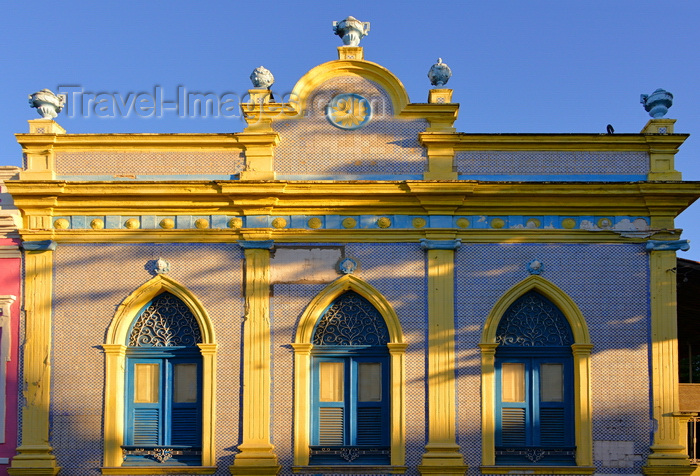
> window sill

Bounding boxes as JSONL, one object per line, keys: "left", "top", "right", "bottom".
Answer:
{"left": 102, "top": 466, "right": 217, "bottom": 475}
{"left": 293, "top": 465, "right": 406, "bottom": 474}
{"left": 481, "top": 465, "right": 596, "bottom": 475}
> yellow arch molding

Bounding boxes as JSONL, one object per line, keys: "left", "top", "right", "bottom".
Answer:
{"left": 289, "top": 59, "right": 410, "bottom": 116}
{"left": 479, "top": 275, "right": 594, "bottom": 474}
{"left": 102, "top": 274, "right": 218, "bottom": 475}
{"left": 292, "top": 274, "right": 407, "bottom": 469}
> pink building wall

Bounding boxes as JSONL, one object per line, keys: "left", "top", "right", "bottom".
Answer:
{"left": 0, "top": 166, "right": 21, "bottom": 474}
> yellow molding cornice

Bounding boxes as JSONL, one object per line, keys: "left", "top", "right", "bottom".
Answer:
{"left": 15, "top": 132, "right": 281, "bottom": 152}
{"left": 7, "top": 180, "right": 700, "bottom": 219}
{"left": 419, "top": 132, "right": 688, "bottom": 152}
{"left": 16, "top": 228, "right": 675, "bottom": 245}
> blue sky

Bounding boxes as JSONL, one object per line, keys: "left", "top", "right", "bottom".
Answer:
{"left": 3, "top": 1, "right": 700, "bottom": 258}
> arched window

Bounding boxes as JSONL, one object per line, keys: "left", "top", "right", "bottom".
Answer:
{"left": 309, "top": 291, "right": 391, "bottom": 465}
{"left": 494, "top": 291, "right": 575, "bottom": 465}
{"left": 122, "top": 292, "right": 204, "bottom": 467}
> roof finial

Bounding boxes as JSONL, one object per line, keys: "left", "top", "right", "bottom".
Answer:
{"left": 333, "top": 16, "right": 370, "bottom": 47}
{"left": 28, "top": 89, "right": 65, "bottom": 119}
{"left": 640, "top": 88, "right": 673, "bottom": 118}
{"left": 428, "top": 58, "right": 452, "bottom": 87}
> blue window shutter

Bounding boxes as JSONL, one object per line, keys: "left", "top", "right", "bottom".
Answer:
{"left": 309, "top": 291, "right": 391, "bottom": 465}
{"left": 124, "top": 294, "right": 203, "bottom": 466}
{"left": 356, "top": 407, "right": 383, "bottom": 445}
{"left": 495, "top": 292, "right": 575, "bottom": 465}
{"left": 318, "top": 407, "right": 345, "bottom": 445}
{"left": 132, "top": 408, "right": 161, "bottom": 446}
{"left": 310, "top": 354, "right": 390, "bottom": 465}
{"left": 500, "top": 408, "right": 526, "bottom": 446}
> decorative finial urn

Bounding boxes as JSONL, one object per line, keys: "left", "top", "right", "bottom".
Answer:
{"left": 250, "top": 66, "right": 274, "bottom": 88}
{"left": 333, "top": 16, "right": 370, "bottom": 46}
{"left": 428, "top": 58, "right": 452, "bottom": 87}
{"left": 28, "top": 89, "right": 66, "bottom": 119}
{"left": 640, "top": 88, "right": 673, "bottom": 118}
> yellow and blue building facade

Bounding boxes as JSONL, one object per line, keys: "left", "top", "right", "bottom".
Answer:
{"left": 5, "top": 28, "right": 700, "bottom": 476}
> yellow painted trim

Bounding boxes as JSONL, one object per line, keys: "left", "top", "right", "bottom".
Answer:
{"left": 645, "top": 249, "right": 691, "bottom": 467}
{"left": 294, "top": 275, "right": 403, "bottom": 344}
{"left": 7, "top": 181, "right": 700, "bottom": 223}
{"left": 289, "top": 59, "right": 410, "bottom": 115}
{"left": 107, "top": 274, "right": 215, "bottom": 345}
{"left": 420, "top": 132, "right": 688, "bottom": 152}
{"left": 292, "top": 465, "right": 407, "bottom": 474}
{"left": 16, "top": 228, "right": 679, "bottom": 246}
{"left": 480, "top": 275, "right": 593, "bottom": 467}
{"left": 10, "top": 248, "right": 60, "bottom": 473}
{"left": 103, "top": 275, "right": 217, "bottom": 470}
{"left": 481, "top": 276, "right": 590, "bottom": 344}
{"left": 101, "top": 466, "right": 217, "bottom": 475}
{"left": 231, "top": 247, "right": 281, "bottom": 474}
{"left": 419, "top": 248, "right": 467, "bottom": 475}
{"left": 480, "top": 465, "right": 596, "bottom": 475}
{"left": 293, "top": 275, "right": 406, "bottom": 467}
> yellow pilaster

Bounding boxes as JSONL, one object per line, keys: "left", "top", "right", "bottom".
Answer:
{"left": 418, "top": 239, "right": 467, "bottom": 476}
{"left": 102, "top": 344, "right": 127, "bottom": 468}
{"left": 9, "top": 241, "right": 60, "bottom": 476}
{"left": 643, "top": 240, "right": 694, "bottom": 476}
{"left": 479, "top": 343, "right": 498, "bottom": 466}
{"left": 291, "top": 343, "right": 312, "bottom": 467}
{"left": 231, "top": 241, "right": 280, "bottom": 476}
{"left": 198, "top": 343, "right": 218, "bottom": 467}
{"left": 572, "top": 343, "right": 594, "bottom": 466}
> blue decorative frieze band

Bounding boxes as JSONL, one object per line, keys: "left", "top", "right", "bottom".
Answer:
{"left": 645, "top": 240, "right": 690, "bottom": 252}
{"left": 420, "top": 239, "right": 462, "bottom": 251}
{"left": 22, "top": 240, "right": 57, "bottom": 251}
{"left": 50, "top": 214, "right": 652, "bottom": 232}
{"left": 237, "top": 240, "right": 275, "bottom": 250}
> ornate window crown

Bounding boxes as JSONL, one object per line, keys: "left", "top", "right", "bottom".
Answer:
{"left": 313, "top": 291, "right": 389, "bottom": 346}
{"left": 129, "top": 292, "right": 202, "bottom": 347}
{"left": 495, "top": 291, "right": 573, "bottom": 347}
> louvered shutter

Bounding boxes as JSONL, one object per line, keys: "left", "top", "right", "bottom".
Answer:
{"left": 539, "top": 407, "right": 566, "bottom": 446}
{"left": 356, "top": 407, "right": 383, "bottom": 445}
{"left": 500, "top": 408, "right": 526, "bottom": 446}
{"left": 132, "top": 408, "right": 160, "bottom": 445}
{"left": 319, "top": 407, "right": 345, "bottom": 445}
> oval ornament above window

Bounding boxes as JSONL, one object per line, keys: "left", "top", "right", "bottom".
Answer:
{"left": 326, "top": 93, "right": 371, "bottom": 130}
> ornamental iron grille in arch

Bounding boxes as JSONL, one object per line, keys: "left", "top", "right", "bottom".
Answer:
{"left": 129, "top": 292, "right": 202, "bottom": 347}
{"left": 312, "top": 291, "right": 389, "bottom": 346}
{"left": 495, "top": 291, "right": 573, "bottom": 347}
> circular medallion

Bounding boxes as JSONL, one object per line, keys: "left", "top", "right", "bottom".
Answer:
{"left": 228, "top": 217, "right": 243, "bottom": 229}
{"left": 377, "top": 217, "right": 391, "bottom": 228}
{"left": 195, "top": 218, "right": 209, "bottom": 229}
{"left": 90, "top": 218, "right": 105, "bottom": 230}
{"left": 561, "top": 218, "right": 576, "bottom": 229}
{"left": 491, "top": 218, "right": 505, "bottom": 229}
{"left": 456, "top": 218, "right": 470, "bottom": 229}
{"left": 125, "top": 218, "right": 140, "bottom": 229}
{"left": 307, "top": 217, "right": 322, "bottom": 229}
{"left": 412, "top": 217, "right": 427, "bottom": 229}
{"left": 326, "top": 93, "right": 371, "bottom": 130}
{"left": 272, "top": 217, "right": 287, "bottom": 229}
{"left": 54, "top": 218, "right": 69, "bottom": 229}
{"left": 160, "top": 218, "right": 175, "bottom": 229}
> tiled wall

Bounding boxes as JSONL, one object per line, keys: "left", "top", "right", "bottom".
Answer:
{"left": 49, "top": 241, "right": 650, "bottom": 475}
{"left": 274, "top": 76, "right": 428, "bottom": 177}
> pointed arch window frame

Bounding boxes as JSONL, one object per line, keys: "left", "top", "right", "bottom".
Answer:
{"left": 292, "top": 275, "right": 407, "bottom": 470}
{"left": 101, "top": 275, "right": 217, "bottom": 475}
{"left": 479, "top": 275, "right": 594, "bottom": 474}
